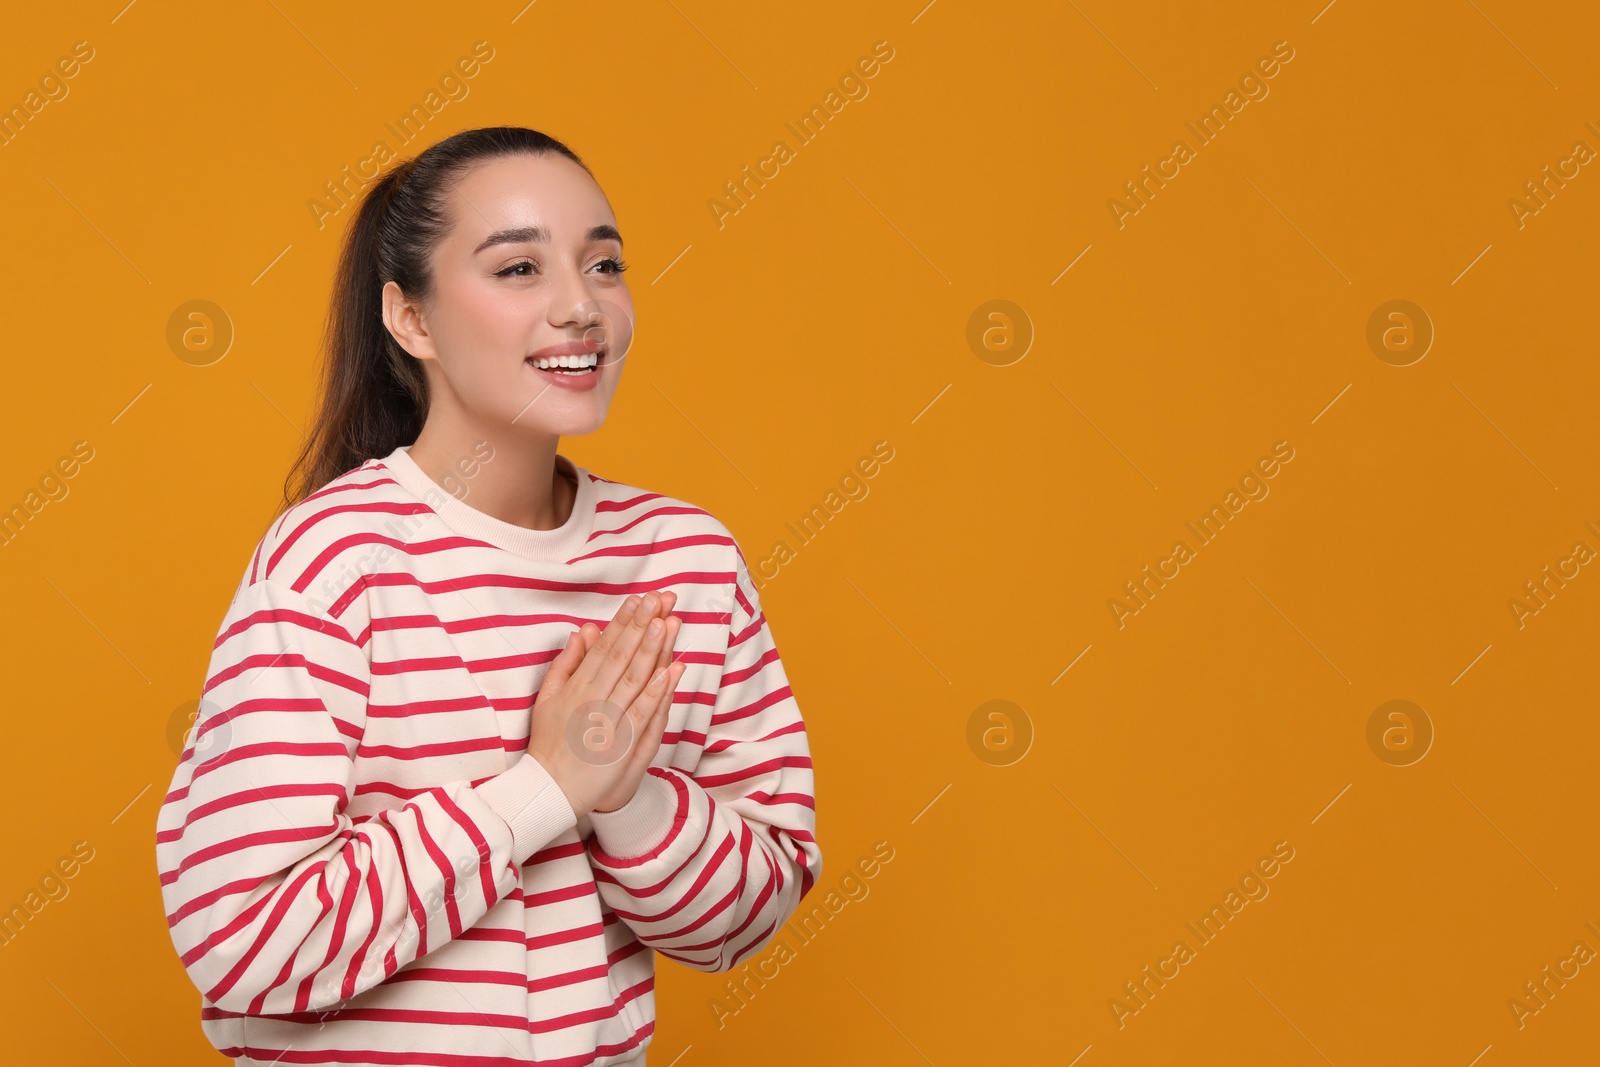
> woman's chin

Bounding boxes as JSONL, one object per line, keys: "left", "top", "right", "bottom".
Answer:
{"left": 504, "top": 408, "right": 610, "bottom": 437}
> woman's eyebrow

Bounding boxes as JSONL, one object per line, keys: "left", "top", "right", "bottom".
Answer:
{"left": 473, "top": 224, "right": 623, "bottom": 255}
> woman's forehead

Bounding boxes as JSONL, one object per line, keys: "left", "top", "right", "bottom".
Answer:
{"left": 446, "top": 156, "right": 615, "bottom": 244}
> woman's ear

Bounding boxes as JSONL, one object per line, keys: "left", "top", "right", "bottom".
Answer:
{"left": 381, "top": 280, "right": 436, "bottom": 362}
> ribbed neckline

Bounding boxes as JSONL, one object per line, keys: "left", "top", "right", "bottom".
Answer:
{"left": 380, "top": 444, "right": 597, "bottom": 563}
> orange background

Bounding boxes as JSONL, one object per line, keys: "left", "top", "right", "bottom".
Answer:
{"left": 2, "top": 1, "right": 1597, "bottom": 1063}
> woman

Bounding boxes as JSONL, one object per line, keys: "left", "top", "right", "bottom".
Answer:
{"left": 155, "top": 126, "right": 822, "bottom": 1066}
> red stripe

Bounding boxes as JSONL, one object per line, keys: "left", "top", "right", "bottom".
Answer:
{"left": 526, "top": 961, "right": 611, "bottom": 992}
{"left": 383, "top": 966, "right": 525, "bottom": 987}
{"left": 521, "top": 879, "right": 597, "bottom": 909}
{"left": 253, "top": 916, "right": 316, "bottom": 1014}
{"left": 707, "top": 687, "right": 796, "bottom": 730}
{"left": 527, "top": 838, "right": 588, "bottom": 865}
{"left": 704, "top": 719, "right": 807, "bottom": 754}
{"left": 397, "top": 797, "right": 463, "bottom": 940}
{"left": 170, "top": 740, "right": 350, "bottom": 801}
{"left": 526, "top": 920, "right": 605, "bottom": 951}
{"left": 432, "top": 787, "right": 500, "bottom": 908}
{"left": 693, "top": 753, "right": 813, "bottom": 791}
{"left": 166, "top": 874, "right": 268, "bottom": 926}
{"left": 348, "top": 569, "right": 735, "bottom": 600}
{"left": 170, "top": 781, "right": 347, "bottom": 838}
{"left": 592, "top": 504, "right": 720, "bottom": 538}
{"left": 719, "top": 643, "right": 781, "bottom": 686}
{"left": 361, "top": 813, "right": 428, "bottom": 960}
{"left": 203, "top": 656, "right": 368, "bottom": 700}
{"left": 365, "top": 611, "right": 733, "bottom": 655}
{"left": 354, "top": 737, "right": 505, "bottom": 760}
{"left": 567, "top": 532, "right": 735, "bottom": 564}
{"left": 366, "top": 695, "right": 495, "bottom": 718}
{"left": 213, "top": 605, "right": 362, "bottom": 653}
{"left": 600, "top": 823, "right": 733, "bottom": 923}
{"left": 291, "top": 472, "right": 396, "bottom": 517}
{"left": 338, "top": 848, "right": 390, "bottom": 1002}
{"left": 230, "top": 1002, "right": 651, "bottom": 1048}
{"left": 163, "top": 824, "right": 336, "bottom": 888}
{"left": 728, "top": 914, "right": 782, "bottom": 968}
{"left": 595, "top": 489, "right": 673, "bottom": 513}
{"left": 298, "top": 861, "right": 357, "bottom": 1013}
{"left": 225, "top": 1030, "right": 652, "bottom": 1067}
{"left": 195, "top": 858, "right": 327, "bottom": 987}
{"left": 289, "top": 532, "right": 505, "bottom": 595}
{"left": 267, "top": 501, "right": 434, "bottom": 579}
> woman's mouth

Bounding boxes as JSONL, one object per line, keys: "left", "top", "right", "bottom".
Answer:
{"left": 525, "top": 348, "right": 606, "bottom": 391}
{"left": 526, "top": 350, "right": 603, "bottom": 376}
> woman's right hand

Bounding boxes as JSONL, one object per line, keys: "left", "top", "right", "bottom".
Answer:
{"left": 525, "top": 592, "right": 686, "bottom": 820}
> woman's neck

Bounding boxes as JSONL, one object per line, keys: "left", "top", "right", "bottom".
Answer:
{"left": 407, "top": 424, "right": 572, "bottom": 533}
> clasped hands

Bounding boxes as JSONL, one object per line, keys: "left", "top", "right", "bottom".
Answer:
{"left": 523, "top": 592, "right": 685, "bottom": 819}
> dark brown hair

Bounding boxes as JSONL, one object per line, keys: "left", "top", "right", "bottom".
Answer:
{"left": 281, "top": 126, "right": 591, "bottom": 511}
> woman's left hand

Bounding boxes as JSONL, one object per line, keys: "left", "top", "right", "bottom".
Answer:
{"left": 553, "top": 592, "right": 684, "bottom": 814}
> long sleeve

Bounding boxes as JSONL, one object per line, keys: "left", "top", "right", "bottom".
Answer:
{"left": 584, "top": 549, "right": 822, "bottom": 972}
{"left": 155, "top": 576, "right": 579, "bottom": 1016}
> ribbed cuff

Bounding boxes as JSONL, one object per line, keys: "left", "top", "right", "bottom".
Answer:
{"left": 476, "top": 753, "right": 578, "bottom": 866}
{"left": 588, "top": 771, "right": 681, "bottom": 861}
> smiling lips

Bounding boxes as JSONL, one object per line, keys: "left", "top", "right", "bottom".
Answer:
{"left": 525, "top": 340, "right": 605, "bottom": 391}
{"left": 527, "top": 338, "right": 605, "bottom": 372}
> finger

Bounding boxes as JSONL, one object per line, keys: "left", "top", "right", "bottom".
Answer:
{"left": 631, "top": 659, "right": 681, "bottom": 733}
{"left": 598, "top": 596, "right": 639, "bottom": 642}
{"left": 627, "top": 663, "right": 679, "bottom": 771}
{"left": 573, "top": 592, "right": 672, "bottom": 693}
{"left": 578, "top": 621, "right": 601, "bottom": 653}
{"left": 644, "top": 663, "right": 681, "bottom": 755}
{"left": 576, "top": 598, "right": 649, "bottom": 687}
{"left": 653, "top": 663, "right": 683, "bottom": 730}
{"left": 607, "top": 610, "right": 671, "bottom": 712}
{"left": 637, "top": 591, "right": 674, "bottom": 625}
{"left": 652, "top": 616, "right": 680, "bottom": 675}
{"left": 534, "top": 631, "right": 583, "bottom": 704}
{"left": 623, "top": 663, "right": 669, "bottom": 744}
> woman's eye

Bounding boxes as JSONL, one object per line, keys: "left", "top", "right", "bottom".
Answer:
{"left": 496, "top": 259, "right": 626, "bottom": 279}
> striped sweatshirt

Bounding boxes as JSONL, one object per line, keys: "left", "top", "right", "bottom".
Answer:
{"left": 155, "top": 443, "right": 821, "bottom": 1066}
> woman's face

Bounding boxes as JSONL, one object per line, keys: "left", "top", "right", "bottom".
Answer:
{"left": 387, "top": 152, "right": 635, "bottom": 438}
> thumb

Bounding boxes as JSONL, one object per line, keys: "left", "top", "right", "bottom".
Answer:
{"left": 535, "top": 631, "right": 584, "bottom": 705}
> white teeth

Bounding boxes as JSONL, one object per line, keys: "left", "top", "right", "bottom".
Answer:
{"left": 529, "top": 352, "right": 601, "bottom": 370}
